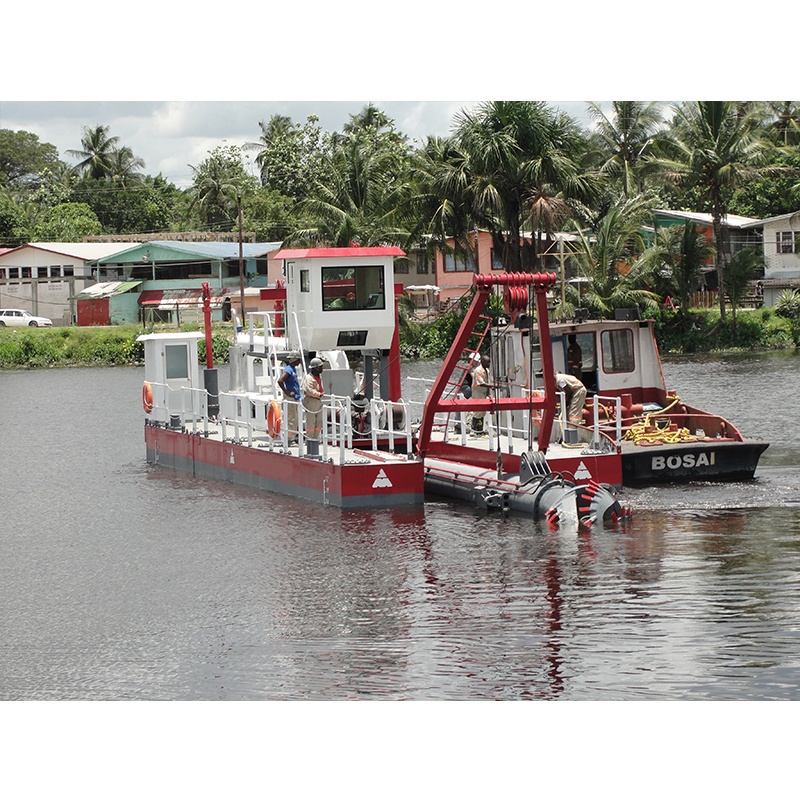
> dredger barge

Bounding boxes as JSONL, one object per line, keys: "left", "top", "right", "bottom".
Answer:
{"left": 138, "top": 246, "right": 629, "bottom": 528}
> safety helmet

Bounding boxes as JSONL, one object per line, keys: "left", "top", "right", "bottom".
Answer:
{"left": 309, "top": 357, "right": 324, "bottom": 369}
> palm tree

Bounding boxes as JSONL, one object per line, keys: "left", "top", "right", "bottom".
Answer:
{"left": 724, "top": 247, "right": 765, "bottom": 333}
{"left": 639, "top": 221, "right": 715, "bottom": 315}
{"left": 108, "top": 146, "right": 145, "bottom": 187}
{"left": 407, "top": 135, "right": 477, "bottom": 269}
{"left": 245, "top": 114, "right": 297, "bottom": 186}
{"left": 763, "top": 102, "right": 800, "bottom": 147}
{"left": 292, "top": 133, "right": 406, "bottom": 247}
{"left": 571, "top": 196, "right": 660, "bottom": 319}
{"left": 67, "top": 125, "right": 120, "bottom": 180}
{"left": 454, "top": 101, "right": 589, "bottom": 272}
{"left": 656, "top": 101, "right": 777, "bottom": 320}
{"left": 587, "top": 101, "right": 665, "bottom": 197}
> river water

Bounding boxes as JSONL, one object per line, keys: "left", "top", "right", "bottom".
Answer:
{"left": 1, "top": 350, "right": 799, "bottom": 704}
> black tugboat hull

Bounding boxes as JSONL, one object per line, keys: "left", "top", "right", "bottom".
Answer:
{"left": 621, "top": 439, "right": 769, "bottom": 486}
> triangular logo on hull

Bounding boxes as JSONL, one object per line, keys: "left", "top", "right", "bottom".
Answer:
{"left": 574, "top": 460, "right": 592, "bottom": 480}
{"left": 372, "top": 468, "right": 393, "bottom": 488}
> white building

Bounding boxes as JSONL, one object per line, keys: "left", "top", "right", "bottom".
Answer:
{"left": 744, "top": 211, "right": 800, "bottom": 306}
{"left": 0, "top": 242, "right": 134, "bottom": 325}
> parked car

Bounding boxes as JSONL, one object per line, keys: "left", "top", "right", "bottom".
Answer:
{"left": 0, "top": 308, "right": 53, "bottom": 327}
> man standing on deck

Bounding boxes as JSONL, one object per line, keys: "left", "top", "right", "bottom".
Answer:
{"left": 555, "top": 371, "right": 587, "bottom": 425}
{"left": 302, "top": 357, "right": 326, "bottom": 442}
{"left": 277, "top": 351, "right": 302, "bottom": 442}
{"left": 471, "top": 354, "right": 492, "bottom": 434}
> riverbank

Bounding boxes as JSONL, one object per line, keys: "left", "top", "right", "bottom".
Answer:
{"left": 1, "top": 308, "right": 797, "bottom": 369}
{"left": 0, "top": 324, "right": 231, "bottom": 369}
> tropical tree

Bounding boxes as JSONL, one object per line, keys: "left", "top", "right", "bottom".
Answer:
{"left": 656, "top": 101, "right": 779, "bottom": 320}
{"left": 587, "top": 101, "right": 665, "bottom": 197}
{"left": 292, "top": 133, "right": 407, "bottom": 247}
{"left": 32, "top": 202, "right": 102, "bottom": 241}
{"left": 0, "top": 192, "right": 28, "bottom": 246}
{"left": 0, "top": 129, "right": 61, "bottom": 188}
{"left": 407, "top": 135, "right": 477, "bottom": 268}
{"left": 454, "top": 100, "right": 591, "bottom": 272}
{"left": 639, "top": 221, "right": 715, "bottom": 315}
{"left": 724, "top": 247, "right": 765, "bottom": 332}
{"left": 570, "top": 196, "right": 660, "bottom": 319}
{"left": 245, "top": 114, "right": 333, "bottom": 200}
{"left": 66, "top": 125, "right": 121, "bottom": 180}
{"left": 107, "top": 146, "right": 146, "bottom": 187}
{"left": 187, "top": 144, "right": 257, "bottom": 230}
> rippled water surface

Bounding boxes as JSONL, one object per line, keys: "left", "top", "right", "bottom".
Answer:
{"left": 1, "top": 352, "right": 799, "bottom": 701}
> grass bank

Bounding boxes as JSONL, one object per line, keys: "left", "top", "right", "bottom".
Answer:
{"left": 0, "top": 324, "right": 231, "bottom": 369}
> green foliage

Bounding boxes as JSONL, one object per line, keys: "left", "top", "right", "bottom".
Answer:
{"left": 187, "top": 144, "right": 258, "bottom": 230}
{"left": 0, "top": 325, "right": 230, "bottom": 369}
{"left": 0, "top": 129, "right": 61, "bottom": 188}
{"left": 775, "top": 289, "right": 800, "bottom": 319}
{"left": 32, "top": 202, "right": 103, "bottom": 241}
{"left": 647, "top": 306, "right": 797, "bottom": 353}
{"left": 0, "top": 191, "right": 28, "bottom": 246}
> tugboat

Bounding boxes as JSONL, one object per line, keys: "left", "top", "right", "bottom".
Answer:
{"left": 137, "top": 247, "right": 631, "bottom": 527}
{"left": 539, "top": 315, "right": 769, "bottom": 485}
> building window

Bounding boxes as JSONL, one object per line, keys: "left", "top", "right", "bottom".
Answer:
{"left": 444, "top": 254, "right": 470, "bottom": 272}
{"left": 321, "top": 265, "right": 385, "bottom": 311}
{"left": 393, "top": 259, "right": 409, "bottom": 274}
{"left": 0, "top": 269, "right": 5, "bottom": 279}
{"left": 63, "top": 266, "right": 74, "bottom": 277}
{"left": 777, "top": 231, "right": 799, "bottom": 254}
{"left": 490, "top": 249, "right": 504, "bottom": 270}
{"left": 21, "top": 267, "right": 31, "bottom": 278}
{"left": 8, "top": 268, "right": 19, "bottom": 279}
{"left": 414, "top": 252, "right": 429, "bottom": 274}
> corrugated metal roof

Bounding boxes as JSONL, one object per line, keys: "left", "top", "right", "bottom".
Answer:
{"left": 94, "top": 241, "right": 282, "bottom": 264}
{"left": 11, "top": 242, "right": 137, "bottom": 260}
{"left": 139, "top": 288, "right": 230, "bottom": 309}
{"left": 653, "top": 209, "right": 760, "bottom": 229}
{"left": 78, "top": 280, "right": 142, "bottom": 298}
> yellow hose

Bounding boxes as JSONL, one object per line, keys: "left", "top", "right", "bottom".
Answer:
{"left": 623, "top": 395, "right": 703, "bottom": 445}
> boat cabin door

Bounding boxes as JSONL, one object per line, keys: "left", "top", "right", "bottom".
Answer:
{"left": 561, "top": 331, "right": 597, "bottom": 395}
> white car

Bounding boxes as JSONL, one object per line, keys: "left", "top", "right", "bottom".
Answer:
{"left": 0, "top": 308, "right": 53, "bottom": 327}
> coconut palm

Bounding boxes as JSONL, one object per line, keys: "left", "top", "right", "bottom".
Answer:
{"left": 656, "top": 101, "right": 778, "bottom": 320}
{"left": 291, "top": 133, "right": 407, "bottom": 247}
{"left": 724, "top": 247, "right": 765, "bottom": 333}
{"left": 571, "top": 196, "right": 660, "bottom": 319}
{"left": 66, "top": 125, "right": 120, "bottom": 180}
{"left": 107, "top": 146, "right": 145, "bottom": 187}
{"left": 587, "top": 101, "right": 665, "bottom": 197}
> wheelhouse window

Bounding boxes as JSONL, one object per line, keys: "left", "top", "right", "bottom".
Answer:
{"left": 601, "top": 329, "right": 635, "bottom": 373}
{"left": 322, "top": 265, "right": 385, "bottom": 311}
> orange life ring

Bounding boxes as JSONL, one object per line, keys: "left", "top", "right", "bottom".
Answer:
{"left": 267, "top": 400, "right": 281, "bottom": 437}
{"left": 142, "top": 382, "right": 153, "bottom": 413}
{"left": 346, "top": 292, "right": 356, "bottom": 302}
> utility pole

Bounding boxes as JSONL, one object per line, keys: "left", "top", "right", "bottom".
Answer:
{"left": 238, "top": 194, "right": 245, "bottom": 322}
